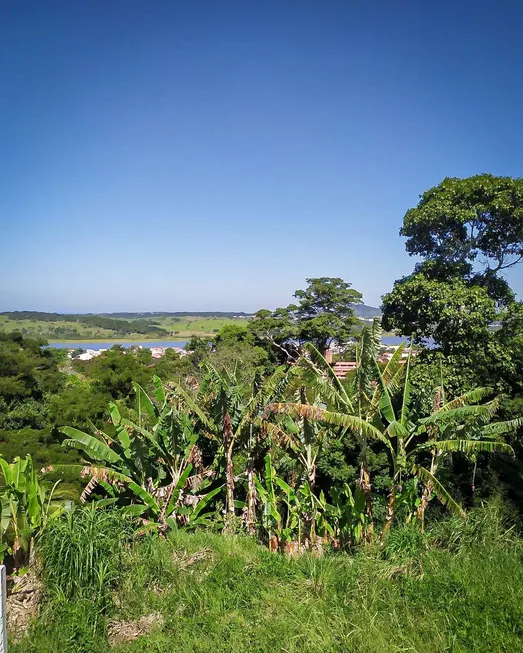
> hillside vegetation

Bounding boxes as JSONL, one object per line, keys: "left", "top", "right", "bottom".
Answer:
{"left": 0, "top": 304, "right": 381, "bottom": 341}
{"left": 0, "top": 313, "right": 252, "bottom": 340}
{"left": 1, "top": 177, "right": 523, "bottom": 652}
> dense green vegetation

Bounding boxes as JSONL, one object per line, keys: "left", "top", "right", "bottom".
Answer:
{"left": 13, "top": 503, "right": 523, "bottom": 653}
{"left": 1, "top": 175, "right": 522, "bottom": 652}
{"left": 0, "top": 306, "right": 381, "bottom": 342}
{"left": 0, "top": 312, "right": 171, "bottom": 339}
{"left": 0, "top": 313, "right": 256, "bottom": 340}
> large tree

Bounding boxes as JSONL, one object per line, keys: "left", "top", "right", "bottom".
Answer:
{"left": 250, "top": 277, "right": 362, "bottom": 358}
{"left": 383, "top": 176, "right": 523, "bottom": 352}
{"left": 400, "top": 174, "right": 523, "bottom": 275}
{"left": 383, "top": 175, "right": 523, "bottom": 401}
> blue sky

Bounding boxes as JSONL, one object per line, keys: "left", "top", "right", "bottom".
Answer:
{"left": 1, "top": 0, "right": 522, "bottom": 312}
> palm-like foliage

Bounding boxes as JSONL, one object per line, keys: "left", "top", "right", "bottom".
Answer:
{"left": 169, "top": 364, "right": 248, "bottom": 529}
{"left": 372, "top": 356, "right": 514, "bottom": 532}
{"left": 171, "top": 363, "right": 294, "bottom": 532}
{"left": 35, "top": 336, "right": 518, "bottom": 553}
{"left": 269, "top": 320, "right": 405, "bottom": 540}
{"left": 237, "top": 366, "right": 295, "bottom": 533}
{"left": 270, "top": 321, "right": 515, "bottom": 540}
{"left": 0, "top": 454, "right": 66, "bottom": 566}
{"left": 53, "top": 378, "right": 219, "bottom": 532}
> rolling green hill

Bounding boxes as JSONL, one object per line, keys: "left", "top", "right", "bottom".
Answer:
{"left": 0, "top": 312, "right": 252, "bottom": 340}
{"left": 0, "top": 306, "right": 381, "bottom": 341}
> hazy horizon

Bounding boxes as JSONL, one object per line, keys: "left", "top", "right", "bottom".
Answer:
{"left": 0, "top": 302, "right": 382, "bottom": 315}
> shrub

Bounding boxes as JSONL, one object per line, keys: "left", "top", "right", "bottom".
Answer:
{"left": 38, "top": 505, "right": 134, "bottom": 602}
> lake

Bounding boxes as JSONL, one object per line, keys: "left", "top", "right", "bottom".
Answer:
{"left": 381, "top": 336, "right": 411, "bottom": 345}
{"left": 49, "top": 336, "right": 411, "bottom": 350}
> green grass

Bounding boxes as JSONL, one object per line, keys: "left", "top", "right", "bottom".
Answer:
{"left": 0, "top": 316, "right": 249, "bottom": 340}
{"left": 0, "top": 317, "right": 118, "bottom": 339}
{"left": 154, "top": 316, "right": 251, "bottom": 337}
{"left": 13, "top": 503, "right": 523, "bottom": 653}
{"left": 38, "top": 506, "right": 134, "bottom": 601}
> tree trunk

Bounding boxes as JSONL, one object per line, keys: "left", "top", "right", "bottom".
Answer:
{"left": 359, "top": 452, "right": 374, "bottom": 541}
{"left": 244, "top": 453, "right": 257, "bottom": 536}
{"left": 417, "top": 452, "right": 437, "bottom": 530}
{"left": 223, "top": 413, "right": 235, "bottom": 531}
{"left": 380, "top": 481, "right": 396, "bottom": 539}
{"left": 416, "top": 483, "right": 431, "bottom": 530}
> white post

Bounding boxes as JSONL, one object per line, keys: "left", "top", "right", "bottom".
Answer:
{"left": 0, "top": 565, "right": 6, "bottom": 653}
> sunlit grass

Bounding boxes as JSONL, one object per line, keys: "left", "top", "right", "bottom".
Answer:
{"left": 13, "top": 503, "right": 523, "bottom": 653}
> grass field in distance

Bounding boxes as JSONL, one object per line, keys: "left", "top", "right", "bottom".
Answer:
{"left": 0, "top": 314, "right": 252, "bottom": 340}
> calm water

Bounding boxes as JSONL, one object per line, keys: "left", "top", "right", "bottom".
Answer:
{"left": 49, "top": 336, "right": 410, "bottom": 350}
{"left": 381, "top": 336, "right": 409, "bottom": 345}
{"left": 49, "top": 340, "right": 189, "bottom": 350}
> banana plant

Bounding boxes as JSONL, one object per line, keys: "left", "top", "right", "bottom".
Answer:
{"left": 255, "top": 454, "right": 334, "bottom": 552}
{"left": 375, "top": 356, "right": 516, "bottom": 534}
{"left": 270, "top": 322, "right": 515, "bottom": 537}
{"left": 279, "top": 320, "right": 406, "bottom": 540}
{"left": 170, "top": 364, "right": 247, "bottom": 529}
{"left": 327, "top": 483, "right": 367, "bottom": 547}
{"left": 0, "top": 455, "right": 66, "bottom": 567}
{"left": 236, "top": 366, "right": 294, "bottom": 535}
{"left": 255, "top": 454, "right": 284, "bottom": 548}
{"left": 171, "top": 364, "right": 295, "bottom": 534}
{"left": 272, "top": 475, "right": 301, "bottom": 548}
{"left": 49, "top": 378, "right": 220, "bottom": 533}
{"left": 265, "top": 388, "right": 335, "bottom": 547}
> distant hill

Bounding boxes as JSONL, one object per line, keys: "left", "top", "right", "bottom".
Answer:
{"left": 353, "top": 304, "right": 382, "bottom": 318}
{"left": 102, "top": 311, "right": 253, "bottom": 319}
{"left": 0, "top": 311, "right": 254, "bottom": 341}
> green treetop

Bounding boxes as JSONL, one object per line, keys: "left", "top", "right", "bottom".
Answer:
{"left": 250, "top": 277, "right": 362, "bottom": 358}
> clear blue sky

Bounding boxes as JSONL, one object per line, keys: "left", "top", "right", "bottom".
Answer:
{"left": 1, "top": 0, "right": 522, "bottom": 312}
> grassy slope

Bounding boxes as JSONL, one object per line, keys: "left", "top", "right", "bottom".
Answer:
{"left": 15, "top": 506, "right": 523, "bottom": 653}
{"left": 0, "top": 316, "right": 249, "bottom": 340}
{"left": 0, "top": 316, "right": 116, "bottom": 338}
{"left": 154, "top": 316, "right": 250, "bottom": 338}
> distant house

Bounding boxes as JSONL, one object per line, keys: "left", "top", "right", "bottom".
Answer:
{"left": 171, "top": 347, "right": 189, "bottom": 356}
{"left": 150, "top": 347, "right": 167, "bottom": 359}
{"left": 332, "top": 361, "right": 358, "bottom": 378}
{"left": 150, "top": 346, "right": 189, "bottom": 359}
{"left": 72, "top": 348, "right": 105, "bottom": 361}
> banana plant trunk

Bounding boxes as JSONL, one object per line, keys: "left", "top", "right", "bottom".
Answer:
{"left": 416, "top": 451, "right": 438, "bottom": 530}
{"left": 304, "top": 463, "right": 317, "bottom": 549}
{"left": 223, "top": 413, "right": 235, "bottom": 529}
{"left": 245, "top": 453, "right": 257, "bottom": 536}
{"left": 359, "top": 451, "right": 374, "bottom": 541}
{"left": 381, "top": 480, "right": 397, "bottom": 538}
{"left": 416, "top": 483, "right": 431, "bottom": 530}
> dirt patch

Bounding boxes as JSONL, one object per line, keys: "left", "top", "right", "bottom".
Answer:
{"left": 173, "top": 548, "right": 213, "bottom": 570}
{"left": 108, "top": 612, "right": 164, "bottom": 647}
{"left": 7, "top": 570, "right": 42, "bottom": 637}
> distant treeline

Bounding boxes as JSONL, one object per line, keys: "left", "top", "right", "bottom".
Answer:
{"left": 102, "top": 312, "right": 254, "bottom": 318}
{"left": 0, "top": 312, "right": 169, "bottom": 335}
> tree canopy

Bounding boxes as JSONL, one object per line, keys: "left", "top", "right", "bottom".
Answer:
{"left": 250, "top": 277, "right": 362, "bottom": 357}
{"left": 401, "top": 174, "right": 523, "bottom": 273}
{"left": 383, "top": 175, "right": 523, "bottom": 405}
